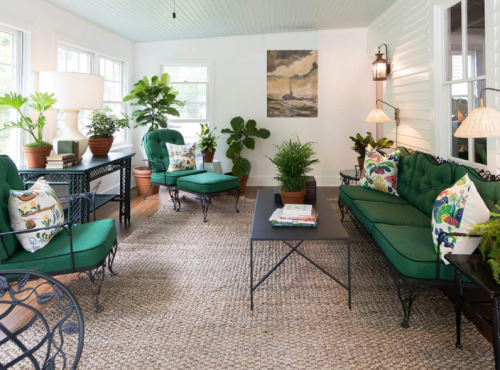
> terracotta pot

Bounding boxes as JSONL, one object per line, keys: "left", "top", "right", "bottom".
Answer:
{"left": 279, "top": 189, "right": 307, "bottom": 205}
{"left": 357, "top": 156, "right": 365, "bottom": 170}
{"left": 23, "top": 145, "right": 53, "bottom": 169}
{"left": 88, "top": 137, "right": 114, "bottom": 156}
{"left": 225, "top": 172, "right": 249, "bottom": 194}
{"left": 134, "top": 166, "right": 159, "bottom": 197}
{"left": 202, "top": 149, "right": 215, "bottom": 163}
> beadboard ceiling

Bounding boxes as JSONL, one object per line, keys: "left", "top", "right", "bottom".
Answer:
{"left": 45, "top": 0, "right": 397, "bottom": 42}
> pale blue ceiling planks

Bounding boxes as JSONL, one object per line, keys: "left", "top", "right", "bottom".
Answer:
{"left": 44, "top": 0, "right": 398, "bottom": 42}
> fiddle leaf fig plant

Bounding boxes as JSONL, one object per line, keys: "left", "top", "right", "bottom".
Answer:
{"left": 221, "top": 116, "right": 270, "bottom": 177}
{"left": 123, "top": 73, "right": 184, "bottom": 133}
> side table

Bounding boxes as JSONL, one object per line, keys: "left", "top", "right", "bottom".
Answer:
{"left": 196, "top": 159, "right": 223, "bottom": 174}
{"left": 339, "top": 166, "right": 360, "bottom": 185}
{"left": 445, "top": 254, "right": 500, "bottom": 369}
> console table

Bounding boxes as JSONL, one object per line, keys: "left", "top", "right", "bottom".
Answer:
{"left": 18, "top": 152, "right": 135, "bottom": 225}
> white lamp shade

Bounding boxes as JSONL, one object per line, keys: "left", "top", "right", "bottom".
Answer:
{"left": 454, "top": 105, "right": 500, "bottom": 138}
{"left": 39, "top": 72, "right": 104, "bottom": 110}
{"left": 364, "top": 108, "right": 392, "bottom": 123}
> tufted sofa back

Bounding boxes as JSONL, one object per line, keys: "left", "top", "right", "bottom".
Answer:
{"left": 143, "top": 129, "right": 185, "bottom": 173}
{"left": 396, "top": 151, "right": 418, "bottom": 200}
{"left": 455, "top": 165, "right": 500, "bottom": 212}
{"left": 0, "top": 155, "right": 23, "bottom": 261}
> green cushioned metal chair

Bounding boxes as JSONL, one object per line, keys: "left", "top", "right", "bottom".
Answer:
{"left": 0, "top": 155, "right": 118, "bottom": 313}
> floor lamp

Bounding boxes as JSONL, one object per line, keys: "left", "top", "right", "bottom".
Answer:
{"left": 364, "top": 99, "right": 400, "bottom": 147}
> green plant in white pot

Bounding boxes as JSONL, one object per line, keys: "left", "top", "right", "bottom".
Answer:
{"left": 268, "top": 136, "right": 319, "bottom": 205}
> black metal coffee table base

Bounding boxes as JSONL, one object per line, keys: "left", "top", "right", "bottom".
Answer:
{"left": 250, "top": 239, "right": 351, "bottom": 310}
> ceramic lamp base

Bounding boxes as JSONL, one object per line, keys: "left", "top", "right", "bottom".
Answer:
{"left": 53, "top": 109, "right": 88, "bottom": 157}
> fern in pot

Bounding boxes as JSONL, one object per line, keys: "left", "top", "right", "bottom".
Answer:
{"left": 268, "top": 136, "right": 319, "bottom": 205}
{"left": 86, "top": 106, "right": 130, "bottom": 156}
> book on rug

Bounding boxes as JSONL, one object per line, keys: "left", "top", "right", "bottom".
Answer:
{"left": 282, "top": 204, "right": 313, "bottom": 216}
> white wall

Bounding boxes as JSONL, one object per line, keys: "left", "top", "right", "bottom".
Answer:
{"left": 0, "top": 0, "right": 135, "bottom": 193}
{"left": 134, "top": 29, "right": 375, "bottom": 186}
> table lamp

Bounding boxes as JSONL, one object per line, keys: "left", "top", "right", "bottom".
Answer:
{"left": 364, "top": 99, "right": 400, "bottom": 146}
{"left": 454, "top": 88, "right": 500, "bottom": 138}
{"left": 39, "top": 72, "right": 104, "bottom": 157}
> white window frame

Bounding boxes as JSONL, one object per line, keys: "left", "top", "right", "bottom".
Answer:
{"left": 56, "top": 43, "right": 131, "bottom": 149}
{"left": 0, "top": 22, "right": 29, "bottom": 166}
{"left": 159, "top": 61, "right": 214, "bottom": 142}
{"left": 434, "top": 0, "right": 492, "bottom": 170}
{"left": 57, "top": 43, "right": 95, "bottom": 74}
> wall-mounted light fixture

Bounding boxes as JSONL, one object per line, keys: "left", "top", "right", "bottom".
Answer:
{"left": 454, "top": 88, "right": 500, "bottom": 138}
{"left": 372, "top": 44, "right": 390, "bottom": 81}
{"left": 364, "top": 99, "right": 400, "bottom": 146}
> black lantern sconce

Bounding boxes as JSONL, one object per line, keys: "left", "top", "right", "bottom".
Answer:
{"left": 372, "top": 44, "right": 390, "bottom": 81}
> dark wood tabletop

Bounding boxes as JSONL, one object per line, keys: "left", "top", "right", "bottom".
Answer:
{"left": 250, "top": 188, "right": 349, "bottom": 241}
{"left": 445, "top": 254, "right": 500, "bottom": 296}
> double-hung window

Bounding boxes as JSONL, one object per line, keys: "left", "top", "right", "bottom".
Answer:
{"left": 0, "top": 24, "right": 25, "bottom": 164}
{"left": 99, "top": 56, "right": 127, "bottom": 146}
{"left": 161, "top": 64, "right": 211, "bottom": 143}
{"left": 442, "top": 0, "right": 487, "bottom": 166}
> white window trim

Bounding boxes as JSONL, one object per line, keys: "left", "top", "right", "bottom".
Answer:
{"left": 0, "top": 21, "right": 30, "bottom": 166}
{"left": 433, "top": 0, "right": 492, "bottom": 170}
{"left": 55, "top": 43, "right": 131, "bottom": 148}
{"left": 159, "top": 60, "right": 215, "bottom": 133}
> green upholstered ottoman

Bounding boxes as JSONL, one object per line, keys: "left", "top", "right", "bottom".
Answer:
{"left": 177, "top": 173, "right": 240, "bottom": 222}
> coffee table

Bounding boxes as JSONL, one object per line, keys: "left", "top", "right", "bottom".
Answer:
{"left": 250, "top": 189, "right": 351, "bottom": 310}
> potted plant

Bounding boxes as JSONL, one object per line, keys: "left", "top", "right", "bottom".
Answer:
{"left": 268, "top": 136, "right": 319, "bottom": 205}
{"left": 86, "top": 106, "right": 130, "bottom": 156}
{"left": 197, "top": 123, "right": 219, "bottom": 163}
{"left": 221, "top": 116, "right": 270, "bottom": 194}
{"left": 0, "top": 92, "right": 56, "bottom": 168}
{"left": 123, "top": 73, "right": 184, "bottom": 196}
{"left": 349, "top": 132, "right": 393, "bottom": 169}
{"left": 469, "top": 206, "right": 500, "bottom": 284}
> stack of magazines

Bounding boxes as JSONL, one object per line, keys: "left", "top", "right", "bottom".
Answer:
{"left": 269, "top": 204, "right": 318, "bottom": 228}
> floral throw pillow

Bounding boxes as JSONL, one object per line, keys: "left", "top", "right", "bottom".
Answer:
{"left": 166, "top": 142, "right": 197, "bottom": 172}
{"left": 8, "top": 178, "right": 64, "bottom": 253}
{"left": 359, "top": 145, "right": 401, "bottom": 196}
{"left": 432, "top": 174, "right": 489, "bottom": 263}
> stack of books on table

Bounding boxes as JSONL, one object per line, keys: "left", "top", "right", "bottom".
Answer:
{"left": 46, "top": 141, "right": 81, "bottom": 169}
{"left": 269, "top": 204, "right": 318, "bottom": 228}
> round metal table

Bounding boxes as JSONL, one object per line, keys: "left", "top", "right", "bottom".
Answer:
{"left": 339, "top": 167, "right": 360, "bottom": 185}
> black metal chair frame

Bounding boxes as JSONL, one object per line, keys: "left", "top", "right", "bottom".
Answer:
{"left": 338, "top": 149, "right": 497, "bottom": 328}
{"left": 0, "top": 192, "right": 118, "bottom": 313}
{"left": 0, "top": 270, "right": 85, "bottom": 369}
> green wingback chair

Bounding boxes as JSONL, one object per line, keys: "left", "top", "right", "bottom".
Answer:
{"left": 143, "top": 129, "right": 206, "bottom": 208}
{"left": 0, "top": 155, "right": 117, "bottom": 313}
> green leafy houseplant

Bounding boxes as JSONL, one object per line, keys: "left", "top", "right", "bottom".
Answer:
{"left": 86, "top": 106, "right": 130, "bottom": 139}
{"left": 0, "top": 92, "right": 57, "bottom": 168}
{"left": 349, "top": 132, "right": 394, "bottom": 158}
{"left": 197, "top": 123, "right": 219, "bottom": 163}
{"left": 469, "top": 206, "right": 500, "bottom": 284}
{"left": 123, "top": 73, "right": 184, "bottom": 133}
{"left": 221, "top": 117, "right": 270, "bottom": 177}
{"left": 268, "top": 137, "right": 319, "bottom": 205}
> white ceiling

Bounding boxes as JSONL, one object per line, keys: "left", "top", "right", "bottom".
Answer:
{"left": 45, "top": 0, "right": 398, "bottom": 42}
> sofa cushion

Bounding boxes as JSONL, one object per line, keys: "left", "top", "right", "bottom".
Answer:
{"left": 166, "top": 142, "right": 197, "bottom": 172}
{"left": 144, "top": 129, "right": 185, "bottom": 173}
{"left": 359, "top": 145, "right": 401, "bottom": 196}
{"left": 352, "top": 201, "right": 431, "bottom": 229}
{"left": 372, "top": 224, "right": 457, "bottom": 281}
{"left": 396, "top": 151, "right": 418, "bottom": 201}
{"left": 339, "top": 185, "right": 408, "bottom": 210}
{"left": 0, "top": 219, "right": 116, "bottom": 274}
{"left": 407, "top": 154, "right": 454, "bottom": 217}
{"left": 455, "top": 165, "right": 500, "bottom": 212}
{"left": 0, "top": 156, "right": 24, "bottom": 261}
{"left": 151, "top": 169, "right": 206, "bottom": 186}
{"left": 177, "top": 173, "right": 240, "bottom": 194}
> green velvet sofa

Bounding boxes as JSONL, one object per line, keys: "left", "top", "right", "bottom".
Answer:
{"left": 339, "top": 148, "right": 500, "bottom": 328}
{"left": 0, "top": 155, "right": 118, "bottom": 313}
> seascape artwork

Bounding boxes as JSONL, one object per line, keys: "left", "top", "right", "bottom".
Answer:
{"left": 267, "top": 50, "right": 318, "bottom": 117}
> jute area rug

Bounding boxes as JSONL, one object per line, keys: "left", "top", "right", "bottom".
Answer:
{"left": 9, "top": 195, "right": 497, "bottom": 369}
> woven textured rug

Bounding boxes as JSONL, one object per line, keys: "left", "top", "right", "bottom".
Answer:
{"left": 3, "top": 195, "right": 495, "bottom": 369}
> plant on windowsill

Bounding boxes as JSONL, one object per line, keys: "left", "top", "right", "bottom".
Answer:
{"left": 197, "top": 123, "right": 219, "bottom": 163}
{"left": 349, "top": 132, "right": 393, "bottom": 169}
{"left": 123, "top": 73, "right": 184, "bottom": 197}
{"left": 267, "top": 136, "right": 319, "bottom": 205}
{"left": 0, "top": 92, "right": 57, "bottom": 168}
{"left": 469, "top": 206, "right": 500, "bottom": 284}
{"left": 86, "top": 106, "right": 130, "bottom": 156}
{"left": 222, "top": 116, "right": 271, "bottom": 194}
